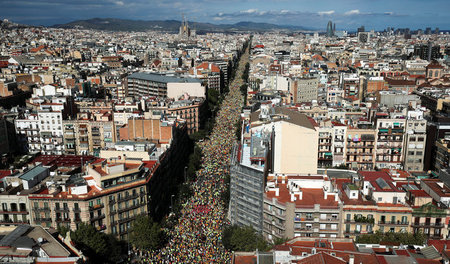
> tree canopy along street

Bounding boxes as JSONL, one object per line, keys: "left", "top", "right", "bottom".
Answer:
{"left": 148, "top": 41, "right": 250, "bottom": 263}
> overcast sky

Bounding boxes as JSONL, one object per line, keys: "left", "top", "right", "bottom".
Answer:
{"left": 0, "top": 0, "right": 448, "bottom": 30}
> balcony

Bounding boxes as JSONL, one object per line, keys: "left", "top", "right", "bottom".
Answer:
{"left": 0, "top": 210, "right": 28, "bottom": 215}
{"left": 117, "top": 193, "right": 139, "bottom": 203}
{"left": 89, "top": 204, "right": 104, "bottom": 211}
{"left": 118, "top": 215, "right": 138, "bottom": 224}
{"left": 34, "top": 217, "right": 52, "bottom": 222}
{"left": 33, "top": 207, "right": 51, "bottom": 212}
{"left": 0, "top": 219, "right": 30, "bottom": 225}
{"left": 54, "top": 207, "right": 70, "bottom": 212}
{"left": 73, "top": 208, "right": 81, "bottom": 213}
{"left": 117, "top": 204, "right": 141, "bottom": 214}
{"left": 412, "top": 222, "right": 444, "bottom": 228}
{"left": 345, "top": 230, "right": 373, "bottom": 235}
{"left": 378, "top": 221, "right": 409, "bottom": 226}
{"left": 56, "top": 218, "right": 71, "bottom": 223}
{"left": 90, "top": 214, "right": 105, "bottom": 222}
{"left": 322, "top": 217, "right": 340, "bottom": 222}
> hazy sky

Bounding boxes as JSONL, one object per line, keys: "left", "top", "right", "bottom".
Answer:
{"left": 0, "top": 0, "right": 448, "bottom": 30}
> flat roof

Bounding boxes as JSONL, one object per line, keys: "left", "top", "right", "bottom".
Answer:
{"left": 128, "top": 72, "right": 201, "bottom": 84}
{"left": 19, "top": 166, "right": 47, "bottom": 181}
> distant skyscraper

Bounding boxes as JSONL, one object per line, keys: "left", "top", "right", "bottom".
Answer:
{"left": 435, "top": 27, "right": 440, "bottom": 34}
{"left": 357, "top": 25, "right": 365, "bottom": 33}
{"left": 326, "top": 21, "right": 334, "bottom": 37}
{"left": 425, "top": 27, "right": 432, "bottom": 35}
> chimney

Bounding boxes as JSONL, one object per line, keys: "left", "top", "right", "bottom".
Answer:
{"left": 349, "top": 255, "right": 354, "bottom": 264}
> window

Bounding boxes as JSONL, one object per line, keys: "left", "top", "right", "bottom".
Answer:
{"left": 378, "top": 197, "right": 382, "bottom": 202}
{"left": 401, "top": 216, "right": 407, "bottom": 224}
{"left": 320, "top": 224, "right": 326, "bottom": 229}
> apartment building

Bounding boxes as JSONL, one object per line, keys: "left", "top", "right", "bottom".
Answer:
{"left": 335, "top": 173, "right": 412, "bottom": 239}
{"left": 345, "top": 128, "right": 376, "bottom": 170}
{"left": 291, "top": 77, "right": 319, "bottom": 103}
{"left": 28, "top": 159, "right": 157, "bottom": 240}
{"left": 191, "top": 62, "right": 222, "bottom": 92}
{"left": 229, "top": 117, "right": 269, "bottom": 233}
{"left": 124, "top": 72, "right": 205, "bottom": 99}
{"left": 332, "top": 122, "right": 347, "bottom": 167}
{"left": 317, "top": 128, "right": 333, "bottom": 168}
{"left": 403, "top": 118, "right": 427, "bottom": 171}
{"left": 250, "top": 106, "right": 318, "bottom": 174}
{"left": 435, "top": 138, "right": 450, "bottom": 172}
{"left": 375, "top": 118, "right": 406, "bottom": 169}
{"left": 63, "top": 120, "right": 116, "bottom": 156}
{"left": 340, "top": 73, "right": 360, "bottom": 100}
{"left": 166, "top": 99, "right": 203, "bottom": 134}
{"left": 36, "top": 109, "right": 64, "bottom": 155}
{"left": 263, "top": 174, "right": 341, "bottom": 241}
{"left": 326, "top": 86, "right": 344, "bottom": 104}
{"left": 336, "top": 178, "right": 378, "bottom": 238}
{"left": 15, "top": 113, "right": 41, "bottom": 153}
{"left": 0, "top": 191, "right": 31, "bottom": 226}
{"left": 119, "top": 118, "right": 173, "bottom": 145}
{"left": 406, "top": 186, "right": 448, "bottom": 239}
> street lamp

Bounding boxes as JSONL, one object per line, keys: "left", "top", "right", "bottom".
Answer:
{"left": 170, "top": 194, "right": 175, "bottom": 211}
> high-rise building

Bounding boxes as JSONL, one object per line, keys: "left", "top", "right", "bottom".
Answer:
{"left": 414, "top": 42, "right": 441, "bottom": 61}
{"left": 357, "top": 26, "right": 365, "bottom": 33}
{"left": 326, "top": 21, "right": 334, "bottom": 37}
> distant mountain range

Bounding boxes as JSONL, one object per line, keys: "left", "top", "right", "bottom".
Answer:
{"left": 52, "top": 18, "right": 311, "bottom": 32}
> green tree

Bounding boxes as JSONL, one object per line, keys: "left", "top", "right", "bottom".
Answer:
{"left": 273, "top": 236, "right": 290, "bottom": 246}
{"left": 356, "top": 230, "right": 427, "bottom": 245}
{"left": 129, "top": 215, "right": 166, "bottom": 251}
{"left": 71, "top": 223, "right": 124, "bottom": 263}
{"left": 57, "top": 225, "right": 70, "bottom": 237}
{"left": 223, "top": 225, "right": 271, "bottom": 252}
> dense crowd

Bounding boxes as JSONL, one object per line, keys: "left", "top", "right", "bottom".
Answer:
{"left": 145, "top": 47, "right": 249, "bottom": 263}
